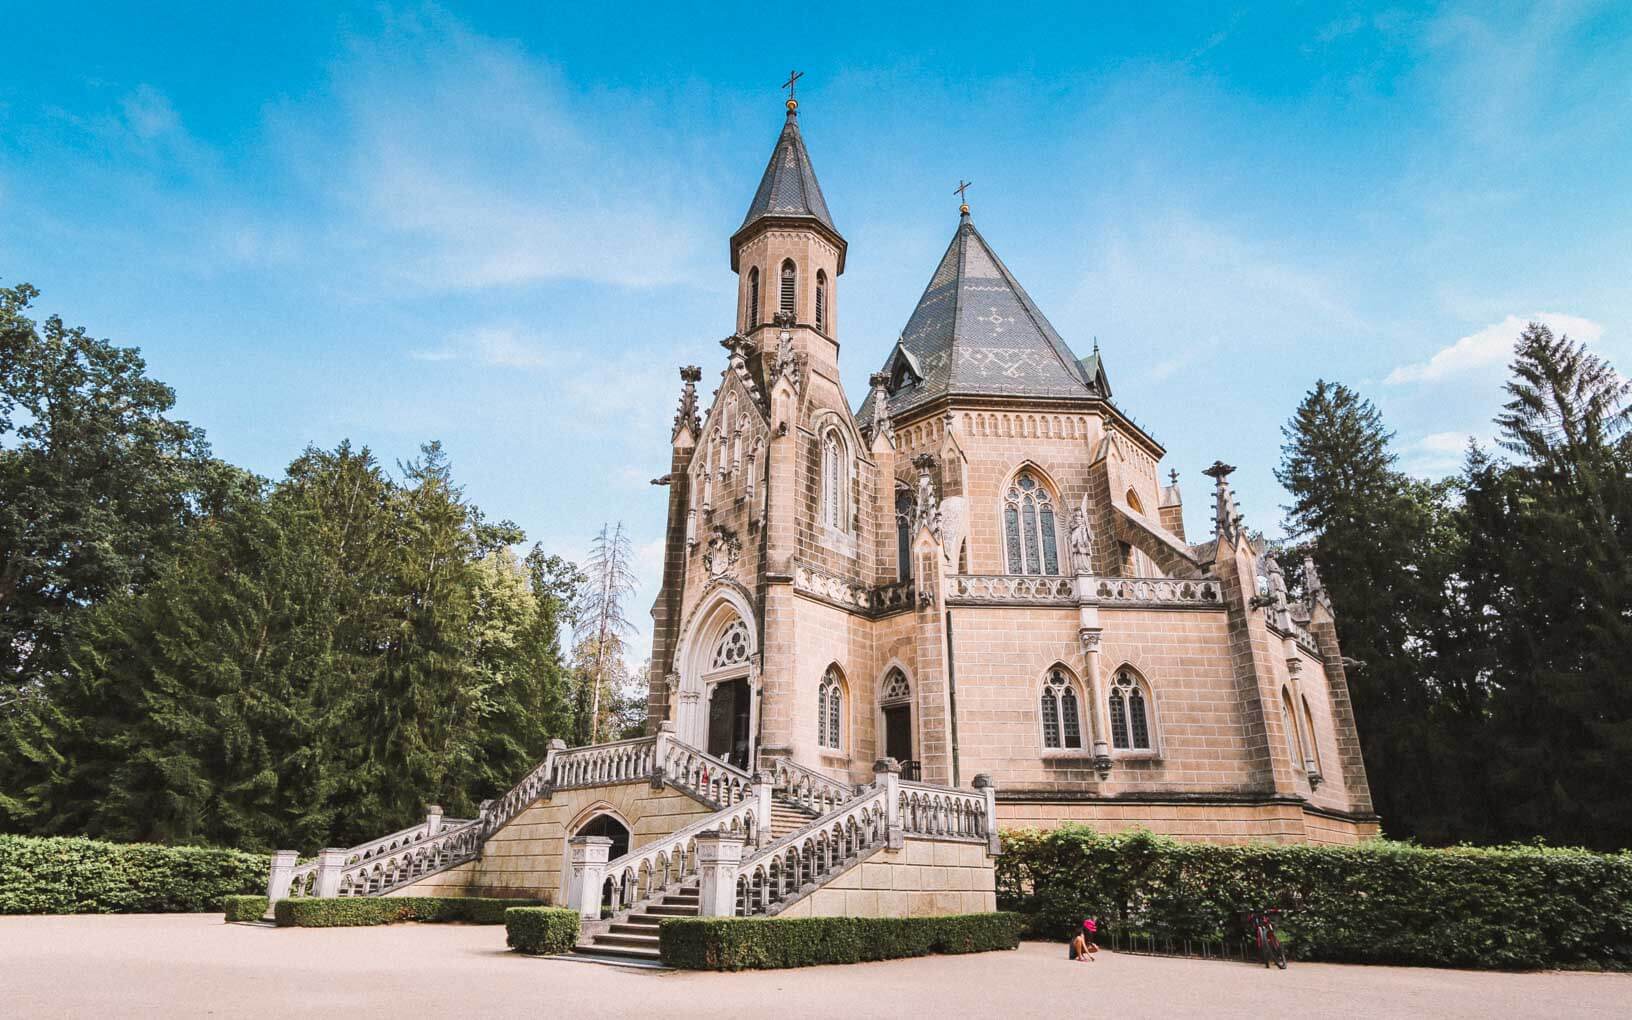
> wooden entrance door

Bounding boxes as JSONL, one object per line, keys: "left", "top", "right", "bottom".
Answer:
{"left": 708, "top": 679, "right": 751, "bottom": 770}
{"left": 883, "top": 704, "right": 912, "bottom": 763}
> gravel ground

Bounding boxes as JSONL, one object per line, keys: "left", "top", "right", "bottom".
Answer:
{"left": 1, "top": 914, "right": 1626, "bottom": 1019}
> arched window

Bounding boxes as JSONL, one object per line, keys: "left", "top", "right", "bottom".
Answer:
{"left": 818, "top": 666, "right": 845, "bottom": 751}
{"left": 1108, "top": 668, "right": 1153, "bottom": 751}
{"left": 895, "top": 484, "right": 915, "bottom": 582}
{"left": 1039, "top": 667, "right": 1085, "bottom": 750}
{"left": 712, "top": 618, "right": 751, "bottom": 670}
{"left": 1126, "top": 488, "right": 1145, "bottom": 514}
{"left": 1003, "top": 469, "right": 1061, "bottom": 575}
{"left": 881, "top": 668, "right": 911, "bottom": 704}
{"left": 821, "top": 428, "right": 847, "bottom": 530}
{"left": 1301, "top": 695, "right": 1322, "bottom": 775}
{"left": 815, "top": 270, "right": 827, "bottom": 332}
{"left": 746, "top": 268, "right": 760, "bottom": 328}
{"left": 780, "top": 260, "right": 796, "bottom": 317}
{"left": 1280, "top": 687, "right": 1306, "bottom": 772}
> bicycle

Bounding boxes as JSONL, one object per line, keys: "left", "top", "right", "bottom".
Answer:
{"left": 1245, "top": 908, "right": 1287, "bottom": 969}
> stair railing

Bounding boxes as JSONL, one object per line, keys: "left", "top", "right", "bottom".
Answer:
{"left": 731, "top": 784, "right": 888, "bottom": 916}
{"left": 656, "top": 730, "right": 755, "bottom": 807}
{"left": 590, "top": 795, "right": 763, "bottom": 920}
{"left": 763, "top": 755, "right": 856, "bottom": 815}
{"left": 896, "top": 779, "right": 991, "bottom": 843}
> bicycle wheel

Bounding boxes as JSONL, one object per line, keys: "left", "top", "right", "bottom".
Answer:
{"left": 1256, "top": 925, "right": 1271, "bottom": 968}
{"left": 1267, "top": 931, "right": 1287, "bottom": 970}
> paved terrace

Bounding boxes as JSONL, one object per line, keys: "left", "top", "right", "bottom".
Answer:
{"left": 1, "top": 914, "right": 1626, "bottom": 1018}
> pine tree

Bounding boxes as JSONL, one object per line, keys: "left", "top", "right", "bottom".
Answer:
{"left": 574, "top": 523, "right": 638, "bottom": 744}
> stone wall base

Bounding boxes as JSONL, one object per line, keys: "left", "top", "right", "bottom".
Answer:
{"left": 775, "top": 837, "right": 997, "bottom": 918}
{"left": 996, "top": 798, "right": 1379, "bottom": 845}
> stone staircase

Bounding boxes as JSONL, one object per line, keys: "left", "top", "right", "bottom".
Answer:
{"left": 571, "top": 794, "right": 820, "bottom": 963}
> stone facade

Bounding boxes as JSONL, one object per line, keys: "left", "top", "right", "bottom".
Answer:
{"left": 646, "top": 100, "right": 1379, "bottom": 845}
{"left": 774, "top": 837, "right": 997, "bottom": 918}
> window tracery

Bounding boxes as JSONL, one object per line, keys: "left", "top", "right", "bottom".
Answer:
{"left": 1003, "top": 470, "right": 1061, "bottom": 575}
{"left": 818, "top": 667, "right": 845, "bottom": 750}
{"left": 1040, "top": 668, "right": 1084, "bottom": 750}
{"left": 711, "top": 619, "right": 751, "bottom": 670}
{"left": 1108, "top": 668, "right": 1153, "bottom": 751}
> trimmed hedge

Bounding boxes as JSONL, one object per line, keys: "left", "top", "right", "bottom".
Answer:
{"left": 223, "top": 895, "right": 270, "bottom": 922}
{"left": 505, "top": 907, "right": 582, "bottom": 955}
{"left": 998, "top": 826, "right": 1632, "bottom": 970}
{"left": 659, "top": 913, "right": 1021, "bottom": 970}
{"left": 0, "top": 834, "right": 268, "bottom": 914}
{"left": 272, "top": 895, "right": 546, "bottom": 927}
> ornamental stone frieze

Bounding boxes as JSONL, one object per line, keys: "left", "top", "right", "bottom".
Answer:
{"left": 791, "top": 560, "right": 915, "bottom": 618}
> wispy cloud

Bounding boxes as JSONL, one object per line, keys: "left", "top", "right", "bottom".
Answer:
{"left": 1386, "top": 312, "right": 1603, "bottom": 384}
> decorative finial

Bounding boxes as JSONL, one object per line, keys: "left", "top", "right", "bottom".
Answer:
{"left": 1168, "top": 468, "right": 1179, "bottom": 486}
{"left": 1092, "top": 337, "right": 1100, "bottom": 355}
{"left": 954, "top": 179, "right": 972, "bottom": 216}
{"left": 783, "top": 69, "right": 803, "bottom": 113}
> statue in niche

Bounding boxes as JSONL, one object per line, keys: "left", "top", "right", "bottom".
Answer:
{"left": 1069, "top": 508, "right": 1094, "bottom": 576}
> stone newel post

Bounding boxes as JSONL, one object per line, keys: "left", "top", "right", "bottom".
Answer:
{"left": 972, "top": 773, "right": 1002, "bottom": 856}
{"left": 267, "top": 849, "right": 298, "bottom": 902}
{"left": 875, "top": 758, "right": 904, "bottom": 849}
{"left": 653, "top": 720, "right": 675, "bottom": 790}
{"left": 751, "top": 770, "right": 774, "bottom": 847}
{"left": 694, "top": 829, "right": 745, "bottom": 917}
{"left": 567, "top": 835, "right": 613, "bottom": 921}
{"left": 424, "top": 804, "right": 444, "bottom": 836}
{"left": 314, "top": 847, "right": 347, "bottom": 898}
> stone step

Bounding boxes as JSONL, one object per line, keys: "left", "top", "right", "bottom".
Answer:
{"left": 592, "top": 932, "right": 659, "bottom": 949}
{"left": 645, "top": 904, "right": 699, "bottom": 916}
{"left": 629, "top": 910, "right": 695, "bottom": 925}
{"left": 572, "top": 943, "right": 661, "bottom": 962}
{"left": 610, "top": 921, "right": 661, "bottom": 935}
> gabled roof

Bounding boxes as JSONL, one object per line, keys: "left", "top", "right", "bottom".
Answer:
{"left": 737, "top": 106, "right": 838, "bottom": 238}
{"left": 859, "top": 211, "right": 1104, "bottom": 425}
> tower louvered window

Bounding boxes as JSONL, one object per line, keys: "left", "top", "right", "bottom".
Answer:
{"left": 746, "top": 268, "right": 760, "bottom": 327}
{"left": 1003, "top": 471, "right": 1061, "bottom": 575}
{"left": 815, "top": 270, "right": 827, "bottom": 332}
{"left": 895, "top": 486, "right": 914, "bottom": 582}
{"left": 1040, "top": 668, "right": 1083, "bottom": 750}
{"left": 780, "top": 260, "right": 796, "bottom": 317}
{"left": 821, "top": 429, "right": 846, "bottom": 530}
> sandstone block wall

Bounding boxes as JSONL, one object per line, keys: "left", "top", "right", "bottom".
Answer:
{"left": 774, "top": 837, "right": 997, "bottom": 918}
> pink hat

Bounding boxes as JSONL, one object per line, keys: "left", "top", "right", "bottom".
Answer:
{"left": 1083, "top": 918, "right": 1098, "bottom": 933}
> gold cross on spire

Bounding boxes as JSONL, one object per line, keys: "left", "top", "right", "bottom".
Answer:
{"left": 954, "top": 179, "right": 973, "bottom": 214}
{"left": 782, "top": 69, "right": 804, "bottom": 105}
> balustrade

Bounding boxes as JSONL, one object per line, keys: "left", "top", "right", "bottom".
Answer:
{"left": 593, "top": 798, "right": 761, "bottom": 918}
{"left": 948, "top": 574, "right": 1077, "bottom": 604}
{"left": 763, "top": 756, "right": 855, "bottom": 815}
{"left": 549, "top": 736, "right": 658, "bottom": 789}
{"left": 731, "top": 786, "right": 889, "bottom": 916}
{"left": 658, "top": 737, "right": 754, "bottom": 807}
{"left": 1093, "top": 576, "right": 1222, "bottom": 607}
{"left": 896, "top": 780, "right": 989, "bottom": 842}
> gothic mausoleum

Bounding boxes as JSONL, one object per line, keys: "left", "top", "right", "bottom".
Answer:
{"left": 267, "top": 96, "right": 1378, "bottom": 962}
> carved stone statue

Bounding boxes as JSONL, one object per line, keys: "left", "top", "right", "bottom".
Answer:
{"left": 1264, "top": 552, "right": 1291, "bottom": 628}
{"left": 703, "top": 525, "right": 741, "bottom": 577}
{"left": 1069, "top": 508, "right": 1094, "bottom": 576}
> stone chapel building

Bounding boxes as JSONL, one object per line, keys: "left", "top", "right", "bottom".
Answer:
{"left": 646, "top": 97, "right": 1378, "bottom": 845}
{"left": 266, "top": 96, "right": 1379, "bottom": 955}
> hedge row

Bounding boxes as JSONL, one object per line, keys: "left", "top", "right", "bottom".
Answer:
{"left": 998, "top": 826, "right": 1632, "bottom": 970}
{"left": 272, "top": 896, "right": 546, "bottom": 927}
{"left": 0, "top": 835, "right": 268, "bottom": 914}
{"left": 658, "top": 913, "right": 1021, "bottom": 970}
{"left": 223, "top": 895, "right": 270, "bottom": 922}
{"left": 505, "top": 907, "right": 582, "bottom": 955}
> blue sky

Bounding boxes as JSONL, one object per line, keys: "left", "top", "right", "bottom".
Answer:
{"left": 6, "top": 2, "right": 1631, "bottom": 660}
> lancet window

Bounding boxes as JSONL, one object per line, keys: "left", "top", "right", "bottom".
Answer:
{"left": 1003, "top": 470, "right": 1061, "bottom": 575}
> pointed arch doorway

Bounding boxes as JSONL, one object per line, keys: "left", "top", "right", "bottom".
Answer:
{"left": 677, "top": 593, "right": 759, "bottom": 771}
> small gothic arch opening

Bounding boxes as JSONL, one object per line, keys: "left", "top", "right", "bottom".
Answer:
{"left": 815, "top": 269, "right": 828, "bottom": 333}
{"left": 746, "top": 267, "right": 760, "bottom": 328}
{"left": 818, "top": 664, "right": 848, "bottom": 753}
{"left": 1108, "top": 665, "right": 1156, "bottom": 753}
{"left": 1039, "top": 664, "right": 1087, "bottom": 751}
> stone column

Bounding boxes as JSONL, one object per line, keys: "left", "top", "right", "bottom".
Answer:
{"left": 543, "top": 737, "right": 567, "bottom": 793}
{"left": 566, "top": 835, "right": 613, "bottom": 921}
{"left": 424, "top": 804, "right": 443, "bottom": 836}
{"left": 1079, "top": 623, "right": 1112, "bottom": 779}
{"left": 875, "top": 757, "right": 904, "bottom": 849}
{"left": 267, "top": 850, "right": 298, "bottom": 902}
{"left": 751, "top": 771, "right": 775, "bottom": 848}
{"left": 972, "top": 773, "right": 1002, "bottom": 857}
{"left": 694, "top": 830, "right": 745, "bottom": 917}
{"left": 652, "top": 721, "right": 674, "bottom": 790}
{"left": 314, "top": 847, "right": 347, "bottom": 899}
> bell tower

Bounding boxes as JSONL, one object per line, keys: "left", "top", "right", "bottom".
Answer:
{"left": 730, "top": 94, "right": 847, "bottom": 375}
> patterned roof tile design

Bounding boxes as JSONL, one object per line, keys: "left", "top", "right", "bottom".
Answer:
{"left": 859, "top": 213, "right": 1101, "bottom": 424}
{"left": 739, "top": 108, "right": 837, "bottom": 236}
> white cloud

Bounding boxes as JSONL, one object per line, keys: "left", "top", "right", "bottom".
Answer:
{"left": 1400, "top": 429, "right": 1489, "bottom": 478}
{"left": 1386, "top": 312, "right": 1604, "bottom": 384}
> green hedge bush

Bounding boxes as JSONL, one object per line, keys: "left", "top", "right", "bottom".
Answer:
{"left": 505, "top": 907, "right": 582, "bottom": 955}
{"left": 223, "top": 895, "right": 270, "bottom": 922}
{"left": 0, "top": 835, "right": 268, "bottom": 914}
{"left": 659, "top": 913, "right": 1021, "bottom": 970}
{"left": 272, "top": 896, "right": 546, "bottom": 927}
{"left": 998, "top": 826, "right": 1632, "bottom": 970}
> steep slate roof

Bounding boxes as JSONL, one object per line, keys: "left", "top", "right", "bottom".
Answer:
{"left": 738, "top": 107, "right": 838, "bottom": 236}
{"left": 859, "top": 211, "right": 1102, "bottom": 424}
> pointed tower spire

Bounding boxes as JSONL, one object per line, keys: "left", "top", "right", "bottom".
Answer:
{"left": 730, "top": 91, "right": 845, "bottom": 272}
